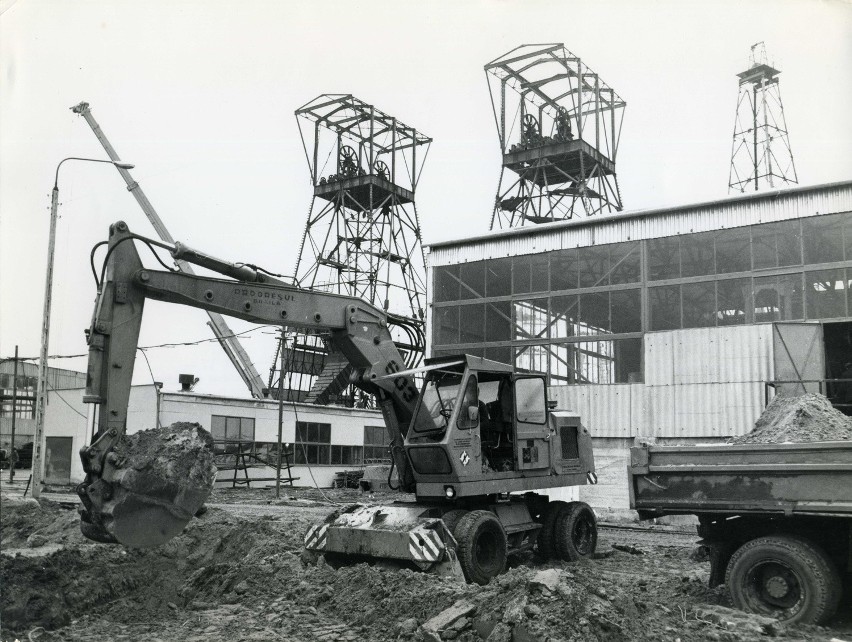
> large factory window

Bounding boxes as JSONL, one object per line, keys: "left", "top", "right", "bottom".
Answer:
{"left": 803, "top": 216, "right": 844, "bottom": 265}
{"left": 806, "top": 269, "right": 847, "bottom": 319}
{"left": 514, "top": 299, "right": 549, "bottom": 340}
{"left": 551, "top": 249, "right": 579, "bottom": 291}
{"left": 611, "top": 290, "right": 641, "bottom": 333}
{"left": 363, "top": 425, "right": 390, "bottom": 463}
{"left": 717, "top": 278, "right": 751, "bottom": 325}
{"left": 649, "top": 285, "right": 681, "bottom": 330}
{"left": 681, "top": 282, "right": 717, "bottom": 328}
{"left": 294, "top": 421, "right": 331, "bottom": 465}
{"left": 486, "top": 258, "right": 512, "bottom": 296}
{"left": 715, "top": 228, "right": 752, "bottom": 274}
{"left": 484, "top": 301, "right": 512, "bottom": 342}
{"left": 681, "top": 232, "right": 715, "bottom": 278}
{"left": 211, "top": 415, "right": 255, "bottom": 442}
{"left": 610, "top": 242, "right": 641, "bottom": 284}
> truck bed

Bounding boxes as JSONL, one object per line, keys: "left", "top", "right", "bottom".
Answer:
{"left": 629, "top": 441, "right": 852, "bottom": 518}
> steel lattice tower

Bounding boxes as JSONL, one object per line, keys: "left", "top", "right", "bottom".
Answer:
{"left": 485, "top": 44, "right": 626, "bottom": 229}
{"left": 268, "top": 95, "right": 430, "bottom": 405}
{"left": 728, "top": 43, "right": 798, "bottom": 193}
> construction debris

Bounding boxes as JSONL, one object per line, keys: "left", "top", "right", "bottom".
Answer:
{"left": 731, "top": 393, "right": 852, "bottom": 444}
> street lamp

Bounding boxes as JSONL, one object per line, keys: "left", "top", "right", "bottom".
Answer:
{"left": 31, "top": 157, "right": 134, "bottom": 498}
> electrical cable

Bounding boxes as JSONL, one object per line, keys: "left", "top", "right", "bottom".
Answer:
{"left": 46, "top": 381, "right": 87, "bottom": 419}
{"left": 136, "top": 348, "right": 162, "bottom": 428}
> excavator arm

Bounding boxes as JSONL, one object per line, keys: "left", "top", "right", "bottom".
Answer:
{"left": 80, "top": 221, "right": 422, "bottom": 546}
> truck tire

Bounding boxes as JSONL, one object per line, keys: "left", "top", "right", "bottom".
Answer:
{"left": 536, "top": 500, "right": 569, "bottom": 560}
{"left": 440, "top": 509, "right": 468, "bottom": 540}
{"left": 554, "top": 501, "right": 597, "bottom": 562}
{"left": 454, "top": 510, "right": 507, "bottom": 585}
{"left": 725, "top": 535, "right": 842, "bottom": 625}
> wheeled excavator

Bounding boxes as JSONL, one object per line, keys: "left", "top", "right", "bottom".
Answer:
{"left": 80, "top": 222, "right": 599, "bottom": 584}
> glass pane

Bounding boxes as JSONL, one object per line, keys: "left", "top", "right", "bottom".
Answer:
{"left": 296, "top": 422, "right": 308, "bottom": 442}
{"left": 715, "top": 228, "right": 751, "bottom": 274}
{"left": 649, "top": 237, "right": 680, "bottom": 281}
{"left": 320, "top": 424, "right": 331, "bottom": 443}
{"left": 548, "top": 344, "right": 574, "bottom": 384}
{"left": 485, "top": 258, "right": 511, "bottom": 297}
{"left": 484, "top": 301, "right": 512, "bottom": 342}
{"left": 551, "top": 295, "right": 579, "bottom": 339}
{"left": 649, "top": 285, "right": 681, "bottom": 331}
{"left": 294, "top": 445, "right": 306, "bottom": 465}
{"left": 240, "top": 418, "right": 255, "bottom": 441}
{"left": 307, "top": 445, "right": 318, "bottom": 464}
{"left": 514, "top": 299, "right": 549, "bottom": 340}
{"left": 515, "top": 345, "right": 548, "bottom": 375}
{"left": 611, "top": 289, "right": 641, "bottom": 333}
{"left": 681, "top": 282, "right": 717, "bottom": 328}
{"left": 551, "top": 249, "right": 579, "bottom": 291}
{"left": 225, "top": 417, "right": 240, "bottom": 440}
{"left": 803, "top": 216, "right": 844, "bottom": 265}
{"left": 485, "top": 346, "right": 512, "bottom": 365}
{"left": 331, "top": 445, "right": 342, "bottom": 465}
{"left": 458, "top": 262, "right": 486, "bottom": 300}
{"left": 575, "top": 340, "right": 615, "bottom": 384}
{"left": 459, "top": 304, "right": 485, "bottom": 344}
{"left": 578, "top": 291, "right": 610, "bottom": 335}
{"left": 530, "top": 254, "right": 550, "bottom": 293}
{"left": 308, "top": 423, "right": 319, "bottom": 442}
{"left": 752, "top": 225, "right": 777, "bottom": 270}
{"left": 610, "top": 243, "right": 641, "bottom": 284}
{"left": 318, "top": 445, "right": 330, "bottom": 464}
{"left": 456, "top": 376, "right": 479, "bottom": 430}
{"left": 434, "top": 307, "right": 459, "bottom": 345}
{"left": 578, "top": 246, "right": 609, "bottom": 288}
{"left": 806, "top": 268, "right": 846, "bottom": 319}
{"left": 435, "top": 265, "right": 459, "bottom": 302}
{"left": 515, "top": 378, "right": 546, "bottom": 424}
{"left": 211, "top": 416, "right": 226, "bottom": 440}
{"left": 717, "top": 278, "right": 750, "bottom": 326}
{"left": 615, "top": 338, "right": 643, "bottom": 383}
{"left": 778, "top": 273, "right": 804, "bottom": 320}
{"left": 512, "top": 255, "right": 532, "bottom": 294}
{"left": 776, "top": 220, "right": 802, "bottom": 267}
{"left": 680, "top": 233, "right": 715, "bottom": 278}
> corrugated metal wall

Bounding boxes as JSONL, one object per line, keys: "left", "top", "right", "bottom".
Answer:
{"left": 550, "top": 325, "right": 772, "bottom": 440}
{"left": 428, "top": 181, "right": 852, "bottom": 266}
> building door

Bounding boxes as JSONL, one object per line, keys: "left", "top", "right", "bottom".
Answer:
{"left": 821, "top": 321, "right": 852, "bottom": 414}
{"left": 772, "top": 322, "right": 825, "bottom": 397}
{"left": 44, "top": 436, "right": 73, "bottom": 485}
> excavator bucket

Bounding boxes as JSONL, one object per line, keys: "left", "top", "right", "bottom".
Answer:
{"left": 78, "top": 423, "right": 217, "bottom": 548}
{"left": 304, "top": 504, "right": 464, "bottom": 578}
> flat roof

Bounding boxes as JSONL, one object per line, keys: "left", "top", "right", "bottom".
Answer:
{"left": 427, "top": 179, "right": 852, "bottom": 251}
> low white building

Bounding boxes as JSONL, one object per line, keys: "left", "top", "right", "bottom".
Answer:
{"left": 44, "top": 384, "right": 388, "bottom": 488}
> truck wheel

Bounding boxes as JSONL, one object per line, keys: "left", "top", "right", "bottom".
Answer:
{"left": 536, "top": 500, "right": 569, "bottom": 560}
{"left": 440, "top": 509, "right": 468, "bottom": 539}
{"left": 554, "top": 502, "right": 597, "bottom": 561}
{"left": 454, "top": 510, "right": 507, "bottom": 585}
{"left": 726, "top": 535, "right": 842, "bottom": 624}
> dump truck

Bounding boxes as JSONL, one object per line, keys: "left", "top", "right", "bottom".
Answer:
{"left": 79, "top": 221, "right": 599, "bottom": 584}
{"left": 629, "top": 439, "right": 852, "bottom": 624}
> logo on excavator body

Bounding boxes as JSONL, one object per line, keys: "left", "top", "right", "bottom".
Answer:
{"left": 233, "top": 287, "right": 294, "bottom": 305}
{"left": 460, "top": 451, "right": 470, "bottom": 466}
{"left": 304, "top": 524, "right": 329, "bottom": 550}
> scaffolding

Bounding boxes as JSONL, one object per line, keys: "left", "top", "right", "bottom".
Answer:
{"left": 728, "top": 43, "right": 798, "bottom": 193}
{"left": 268, "top": 95, "right": 430, "bottom": 404}
{"left": 485, "top": 44, "right": 626, "bottom": 229}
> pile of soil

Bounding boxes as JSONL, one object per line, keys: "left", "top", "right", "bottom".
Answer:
{"left": 731, "top": 393, "right": 852, "bottom": 444}
{"left": 6, "top": 498, "right": 846, "bottom": 641}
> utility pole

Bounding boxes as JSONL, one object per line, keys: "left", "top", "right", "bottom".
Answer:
{"left": 275, "top": 328, "right": 285, "bottom": 499}
{"left": 9, "top": 345, "right": 19, "bottom": 482}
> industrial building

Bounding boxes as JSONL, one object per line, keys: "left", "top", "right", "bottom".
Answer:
{"left": 427, "top": 180, "right": 852, "bottom": 509}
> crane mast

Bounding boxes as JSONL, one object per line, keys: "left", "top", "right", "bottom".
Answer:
{"left": 70, "top": 101, "right": 267, "bottom": 399}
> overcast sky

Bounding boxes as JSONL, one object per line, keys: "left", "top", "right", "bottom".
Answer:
{"left": 2, "top": 0, "right": 851, "bottom": 398}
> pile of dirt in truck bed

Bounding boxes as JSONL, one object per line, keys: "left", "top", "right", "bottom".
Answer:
{"left": 731, "top": 393, "right": 852, "bottom": 444}
{"left": 4, "top": 497, "right": 848, "bottom": 641}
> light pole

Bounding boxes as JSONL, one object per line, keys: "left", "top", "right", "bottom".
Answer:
{"left": 31, "top": 157, "right": 134, "bottom": 499}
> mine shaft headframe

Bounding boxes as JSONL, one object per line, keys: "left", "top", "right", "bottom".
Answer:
{"left": 485, "top": 44, "right": 627, "bottom": 227}
{"left": 295, "top": 94, "right": 432, "bottom": 199}
{"left": 484, "top": 44, "right": 625, "bottom": 159}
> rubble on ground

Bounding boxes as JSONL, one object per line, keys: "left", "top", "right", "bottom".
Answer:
{"left": 1, "top": 491, "right": 848, "bottom": 641}
{"left": 731, "top": 393, "right": 852, "bottom": 444}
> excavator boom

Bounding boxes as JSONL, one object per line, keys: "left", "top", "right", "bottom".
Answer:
{"left": 80, "top": 222, "right": 422, "bottom": 546}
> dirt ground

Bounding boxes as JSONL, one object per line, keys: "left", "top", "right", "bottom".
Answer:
{"left": 2, "top": 487, "right": 851, "bottom": 642}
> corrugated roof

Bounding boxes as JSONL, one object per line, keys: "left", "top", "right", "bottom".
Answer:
{"left": 428, "top": 180, "right": 852, "bottom": 266}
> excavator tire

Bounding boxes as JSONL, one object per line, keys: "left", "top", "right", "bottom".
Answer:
{"left": 553, "top": 501, "right": 597, "bottom": 562}
{"left": 536, "top": 500, "right": 569, "bottom": 560}
{"left": 454, "top": 510, "right": 507, "bottom": 585}
{"left": 440, "top": 509, "right": 469, "bottom": 540}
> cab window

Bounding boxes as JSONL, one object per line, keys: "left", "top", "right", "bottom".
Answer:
{"left": 515, "top": 377, "right": 546, "bottom": 424}
{"left": 456, "top": 375, "right": 479, "bottom": 430}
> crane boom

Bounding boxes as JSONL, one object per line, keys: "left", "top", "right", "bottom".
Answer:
{"left": 70, "top": 101, "right": 267, "bottom": 399}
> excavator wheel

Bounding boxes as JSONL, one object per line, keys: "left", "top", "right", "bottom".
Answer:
{"left": 536, "top": 500, "right": 569, "bottom": 560}
{"left": 454, "top": 510, "right": 507, "bottom": 585}
{"left": 554, "top": 502, "right": 597, "bottom": 562}
{"left": 440, "top": 509, "right": 469, "bottom": 539}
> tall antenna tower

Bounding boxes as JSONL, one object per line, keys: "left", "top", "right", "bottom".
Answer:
{"left": 269, "top": 95, "right": 430, "bottom": 405}
{"left": 485, "top": 44, "right": 626, "bottom": 229}
{"left": 728, "top": 42, "right": 798, "bottom": 193}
